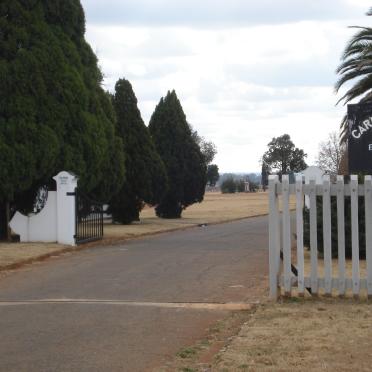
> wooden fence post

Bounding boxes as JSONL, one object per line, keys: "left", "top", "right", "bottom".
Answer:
{"left": 350, "top": 175, "right": 360, "bottom": 296}
{"left": 309, "top": 177, "right": 318, "bottom": 294}
{"left": 282, "top": 175, "right": 291, "bottom": 296}
{"left": 365, "top": 176, "right": 372, "bottom": 298}
{"left": 269, "top": 175, "right": 280, "bottom": 299}
{"left": 322, "top": 175, "right": 332, "bottom": 295}
{"left": 295, "top": 175, "right": 305, "bottom": 295}
{"left": 337, "top": 176, "right": 346, "bottom": 295}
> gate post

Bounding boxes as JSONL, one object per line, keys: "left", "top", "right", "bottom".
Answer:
{"left": 269, "top": 175, "right": 280, "bottom": 299}
{"left": 53, "top": 171, "right": 78, "bottom": 245}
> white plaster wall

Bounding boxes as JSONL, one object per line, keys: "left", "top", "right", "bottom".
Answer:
{"left": 302, "top": 166, "right": 325, "bottom": 208}
{"left": 302, "top": 166, "right": 324, "bottom": 185}
{"left": 10, "top": 192, "right": 57, "bottom": 242}
{"left": 53, "top": 171, "right": 77, "bottom": 245}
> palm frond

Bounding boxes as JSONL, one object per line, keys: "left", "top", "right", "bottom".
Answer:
{"left": 337, "top": 74, "right": 372, "bottom": 105}
{"left": 340, "top": 114, "right": 348, "bottom": 145}
{"left": 335, "top": 67, "right": 372, "bottom": 92}
{"left": 342, "top": 42, "right": 372, "bottom": 60}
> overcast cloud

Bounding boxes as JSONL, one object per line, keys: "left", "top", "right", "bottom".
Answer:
{"left": 81, "top": 0, "right": 371, "bottom": 172}
{"left": 83, "top": 0, "right": 369, "bottom": 27}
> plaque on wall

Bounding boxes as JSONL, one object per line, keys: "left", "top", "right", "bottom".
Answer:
{"left": 348, "top": 103, "right": 372, "bottom": 174}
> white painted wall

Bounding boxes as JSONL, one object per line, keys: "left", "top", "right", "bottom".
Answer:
{"left": 10, "top": 192, "right": 57, "bottom": 242}
{"left": 53, "top": 171, "right": 78, "bottom": 245}
{"left": 9, "top": 171, "right": 78, "bottom": 245}
{"left": 302, "top": 166, "right": 325, "bottom": 208}
{"left": 302, "top": 166, "right": 324, "bottom": 185}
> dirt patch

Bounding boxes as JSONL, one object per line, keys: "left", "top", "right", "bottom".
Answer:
{"left": 213, "top": 297, "right": 372, "bottom": 372}
{"left": 155, "top": 309, "right": 256, "bottom": 372}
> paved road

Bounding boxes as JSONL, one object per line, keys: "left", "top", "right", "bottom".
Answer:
{"left": 0, "top": 216, "right": 269, "bottom": 371}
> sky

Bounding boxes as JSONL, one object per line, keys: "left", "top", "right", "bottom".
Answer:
{"left": 80, "top": 0, "right": 371, "bottom": 173}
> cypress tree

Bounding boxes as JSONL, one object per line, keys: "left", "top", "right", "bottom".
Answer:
{"left": 109, "top": 78, "right": 167, "bottom": 224}
{"left": 0, "top": 0, "right": 125, "bottom": 236}
{"left": 149, "top": 91, "right": 206, "bottom": 218}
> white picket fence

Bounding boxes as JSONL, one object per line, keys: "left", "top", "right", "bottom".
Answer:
{"left": 269, "top": 174, "right": 372, "bottom": 299}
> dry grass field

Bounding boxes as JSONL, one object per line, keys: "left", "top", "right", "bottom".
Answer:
{"left": 213, "top": 298, "right": 372, "bottom": 372}
{"left": 104, "top": 191, "right": 274, "bottom": 240}
{"left": 0, "top": 191, "right": 276, "bottom": 269}
{"left": 164, "top": 296, "right": 372, "bottom": 372}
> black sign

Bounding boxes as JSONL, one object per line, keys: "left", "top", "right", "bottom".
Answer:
{"left": 348, "top": 103, "right": 372, "bottom": 174}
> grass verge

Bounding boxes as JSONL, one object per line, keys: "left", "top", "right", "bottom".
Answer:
{"left": 1, "top": 192, "right": 279, "bottom": 272}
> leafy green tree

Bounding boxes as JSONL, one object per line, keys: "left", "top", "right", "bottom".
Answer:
{"left": 0, "top": 0, "right": 125, "bottom": 238}
{"left": 262, "top": 134, "right": 307, "bottom": 177}
{"left": 206, "top": 164, "right": 219, "bottom": 187}
{"left": 191, "top": 129, "right": 217, "bottom": 165}
{"left": 221, "top": 177, "right": 236, "bottom": 193}
{"left": 249, "top": 181, "right": 259, "bottom": 192}
{"left": 335, "top": 7, "right": 372, "bottom": 142}
{"left": 108, "top": 78, "right": 168, "bottom": 224}
{"left": 149, "top": 91, "right": 206, "bottom": 218}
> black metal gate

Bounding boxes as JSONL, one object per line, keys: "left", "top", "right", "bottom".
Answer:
{"left": 74, "top": 189, "right": 103, "bottom": 244}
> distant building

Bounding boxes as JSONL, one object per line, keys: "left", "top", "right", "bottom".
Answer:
{"left": 301, "top": 166, "right": 325, "bottom": 208}
{"left": 244, "top": 181, "right": 250, "bottom": 192}
{"left": 302, "top": 166, "right": 324, "bottom": 185}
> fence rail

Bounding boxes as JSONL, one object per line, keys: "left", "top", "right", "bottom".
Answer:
{"left": 269, "top": 174, "right": 372, "bottom": 299}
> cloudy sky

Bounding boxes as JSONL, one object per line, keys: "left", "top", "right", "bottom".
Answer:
{"left": 81, "top": 0, "right": 371, "bottom": 173}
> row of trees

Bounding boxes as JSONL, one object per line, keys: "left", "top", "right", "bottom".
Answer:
{"left": 220, "top": 177, "right": 258, "bottom": 193}
{"left": 0, "top": 0, "right": 217, "bottom": 237}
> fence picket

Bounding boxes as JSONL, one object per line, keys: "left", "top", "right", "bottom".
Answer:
{"left": 282, "top": 175, "right": 291, "bottom": 295}
{"left": 365, "top": 176, "right": 372, "bottom": 297}
{"left": 322, "top": 175, "right": 332, "bottom": 295}
{"left": 350, "top": 175, "right": 360, "bottom": 296}
{"left": 295, "top": 175, "right": 305, "bottom": 295}
{"left": 269, "top": 175, "right": 280, "bottom": 299}
{"left": 309, "top": 178, "right": 318, "bottom": 294}
{"left": 337, "top": 176, "right": 346, "bottom": 295}
{"left": 269, "top": 174, "right": 372, "bottom": 299}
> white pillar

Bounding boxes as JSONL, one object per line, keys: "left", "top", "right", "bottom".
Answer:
{"left": 53, "top": 171, "right": 78, "bottom": 246}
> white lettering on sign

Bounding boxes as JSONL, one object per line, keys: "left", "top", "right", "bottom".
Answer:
{"left": 369, "top": 144, "right": 372, "bottom": 151}
{"left": 352, "top": 129, "right": 361, "bottom": 139}
{"left": 352, "top": 117, "right": 372, "bottom": 139}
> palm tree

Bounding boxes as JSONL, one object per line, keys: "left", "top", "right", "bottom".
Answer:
{"left": 335, "top": 7, "right": 372, "bottom": 142}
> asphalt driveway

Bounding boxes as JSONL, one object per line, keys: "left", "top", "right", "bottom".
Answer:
{"left": 0, "top": 215, "right": 269, "bottom": 371}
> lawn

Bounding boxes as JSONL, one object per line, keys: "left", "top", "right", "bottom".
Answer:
{"left": 213, "top": 297, "right": 372, "bottom": 372}
{"left": 104, "top": 191, "right": 272, "bottom": 240}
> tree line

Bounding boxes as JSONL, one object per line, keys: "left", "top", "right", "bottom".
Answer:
{"left": 0, "top": 0, "right": 217, "bottom": 238}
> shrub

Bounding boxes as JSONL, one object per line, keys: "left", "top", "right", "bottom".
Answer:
{"left": 236, "top": 180, "right": 245, "bottom": 192}
{"left": 303, "top": 195, "right": 366, "bottom": 259}
{"left": 221, "top": 177, "right": 236, "bottom": 193}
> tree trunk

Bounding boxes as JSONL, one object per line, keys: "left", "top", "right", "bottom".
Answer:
{"left": 0, "top": 202, "right": 11, "bottom": 241}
